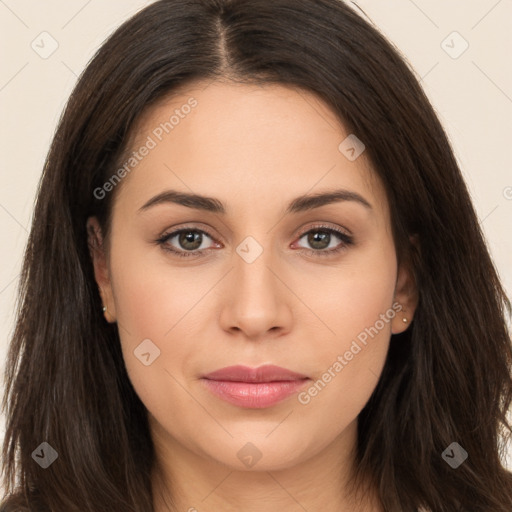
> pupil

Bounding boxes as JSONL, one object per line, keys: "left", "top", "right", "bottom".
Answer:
{"left": 181, "top": 231, "right": 201, "bottom": 250}
{"left": 309, "top": 231, "right": 329, "bottom": 250}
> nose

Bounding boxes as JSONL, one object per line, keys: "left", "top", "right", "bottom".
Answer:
{"left": 218, "top": 244, "right": 293, "bottom": 341}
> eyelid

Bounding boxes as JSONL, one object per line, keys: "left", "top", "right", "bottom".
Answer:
{"left": 156, "top": 222, "right": 353, "bottom": 258}
{"left": 159, "top": 221, "right": 350, "bottom": 241}
{"left": 290, "top": 222, "right": 353, "bottom": 257}
{"left": 295, "top": 221, "right": 352, "bottom": 238}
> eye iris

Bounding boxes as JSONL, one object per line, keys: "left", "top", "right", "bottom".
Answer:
{"left": 308, "top": 231, "right": 330, "bottom": 250}
{"left": 179, "top": 231, "right": 202, "bottom": 250}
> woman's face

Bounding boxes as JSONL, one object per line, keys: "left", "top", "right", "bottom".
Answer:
{"left": 88, "top": 80, "right": 416, "bottom": 473}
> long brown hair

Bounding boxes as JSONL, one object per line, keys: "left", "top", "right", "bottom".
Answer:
{"left": 2, "top": 1, "right": 512, "bottom": 510}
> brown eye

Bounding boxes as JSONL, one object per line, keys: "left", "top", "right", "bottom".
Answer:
{"left": 157, "top": 228, "right": 216, "bottom": 258}
{"left": 294, "top": 225, "right": 354, "bottom": 257}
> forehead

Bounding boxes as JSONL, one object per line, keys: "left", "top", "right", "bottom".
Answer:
{"left": 113, "top": 80, "right": 387, "bottom": 220}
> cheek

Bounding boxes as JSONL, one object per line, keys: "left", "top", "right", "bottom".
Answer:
{"left": 107, "top": 239, "right": 227, "bottom": 421}
{"left": 111, "top": 265, "right": 201, "bottom": 430}
{"left": 109, "top": 237, "right": 208, "bottom": 340}
{"left": 106, "top": 243, "right": 191, "bottom": 402}
{"left": 303, "top": 237, "right": 397, "bottom": 346}
{"left": 296, "top": 240, "right": 397, "bottom": 416}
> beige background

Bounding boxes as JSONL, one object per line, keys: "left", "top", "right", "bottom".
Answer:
{"left": 1, "top": 0, "right": 511, "bottom": 484}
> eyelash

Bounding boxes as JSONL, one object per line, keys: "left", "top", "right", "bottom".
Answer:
{"left": 155, "top": 224, "right": 354, "bottom": 259}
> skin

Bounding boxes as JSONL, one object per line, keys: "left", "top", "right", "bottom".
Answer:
{"left": 87, "top": 80, "right": 418, "bottom": 512}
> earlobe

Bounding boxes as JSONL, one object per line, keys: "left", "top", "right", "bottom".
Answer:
{"left": 391, "top": 263, "right": 418, "bottom": 335}
{"left": 391, "top": 235, "right": 420, "bottom": 334}
{"left": 86, "top": 216, "right": 116, "bottom": 323}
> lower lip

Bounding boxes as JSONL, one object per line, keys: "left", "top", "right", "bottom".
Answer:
{"left": 201, "top": 378, "right": 310, "bottom": 408}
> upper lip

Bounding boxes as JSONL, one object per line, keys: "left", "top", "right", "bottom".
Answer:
{"left": 202, "top": 364, "right": 309, "bottom": 383}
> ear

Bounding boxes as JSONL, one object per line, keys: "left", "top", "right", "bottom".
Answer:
{"left": 391, "top": 236, "right": 419, "bottom": 335}
{"left": 86, "top": 216, "right": 116, "bottom": 323}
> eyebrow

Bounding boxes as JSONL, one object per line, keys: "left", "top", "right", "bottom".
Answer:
{"left": 138, "top": 188, "right": 373, "bottom": 215}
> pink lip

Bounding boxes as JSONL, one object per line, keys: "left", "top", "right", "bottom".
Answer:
{"left": 201, "top": 365, "right": 310, "bottom": 408}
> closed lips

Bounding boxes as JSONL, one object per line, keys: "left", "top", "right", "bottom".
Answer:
{"left": 201, "top": 364, "right": 310, "bottom": 383}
